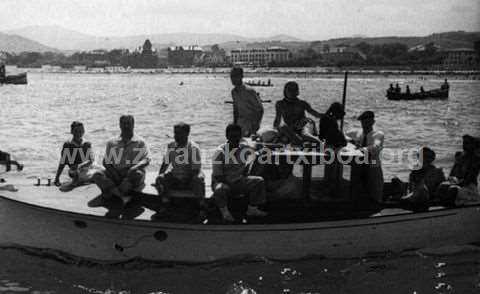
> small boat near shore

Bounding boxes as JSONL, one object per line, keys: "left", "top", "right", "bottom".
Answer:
{"left": 386, "top": 87, "right": 448, "bottom": 100}
{"left": 0, "top": 73, "right": 28, "bottom": 85}
{"left": 1, "top": 172, "right": 479, "bottom": 264}
{"left": 245, "top": 80, "right": 273, "bottom": 87}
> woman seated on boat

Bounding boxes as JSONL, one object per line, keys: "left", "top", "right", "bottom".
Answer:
{"left": 273, "top": 81, "right": 323, "bottom": 146}
{"left": 319, "top": 102, "right": 347, "bottom": 196}
{"left": 54, "top": 121, "right": 96, "bottom": 190}
{"left": 401, "top": 147, "right": 445, "bottom": 210}
{"left": 0, "top": 150, "right": 23, "bottom": 172}
{"left": 438, "top": 135, "right": 480, "bottom": 206}
{"left": 155, "top": 123, "right": 205, "bottom": 204}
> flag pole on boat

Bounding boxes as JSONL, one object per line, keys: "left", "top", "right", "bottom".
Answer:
{"left": 340, "top": 71, "right": 348, "bottom": 132}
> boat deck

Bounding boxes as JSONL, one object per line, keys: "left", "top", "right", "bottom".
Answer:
{"left": 0, "top": 170, "right": 440, "bottom": 225}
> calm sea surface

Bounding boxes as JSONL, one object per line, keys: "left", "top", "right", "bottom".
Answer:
{"left": 0, "top": 72, "right": 479, "bottom": 293}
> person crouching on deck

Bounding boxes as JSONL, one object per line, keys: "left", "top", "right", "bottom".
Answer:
{"left": 54, "top": 121, "right": 95, "bottom": 188}
{"left": 273, "top": 81, "right": 323, "bottom": 146}
{"left": 401, "top": 147, "right": 445, "bottom": 210}
{"left": 93, "top": 115, "right": 150, "bottom": 205}
{"left": 212, "top": 124, "right": 267, "bottom": 222}
{"left": 155, "top": 122, "right": 205, "bottom": 203}
{"left": 0, "top": 150, "right": 23, "bottom": 172}
{"left": 438, "top": 135, "right": 480, "bottom": 206}
{"left": 346, "top": 111, "right": 385, "bottom": 204}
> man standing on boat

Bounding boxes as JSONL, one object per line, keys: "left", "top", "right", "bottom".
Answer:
{"left": 230, "top": 67, "right": 264, "bottom": 137}
{"left": 347, "top": 111, "right": 384, "bottom": 204}
{"left": 93, "top": 115, "right": 150, "bottom": 205}
{"left": 155, "top": 122, "right": 205, "bottom": 202}
{"left": 212, "top": 124, "right": 267, "bottom": 221}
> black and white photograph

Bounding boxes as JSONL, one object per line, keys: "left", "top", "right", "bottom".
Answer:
{"left": 0, "top": 0, "right": 479, "bottom": 293}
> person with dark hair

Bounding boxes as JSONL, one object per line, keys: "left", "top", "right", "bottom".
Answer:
{"left": 54, "top": 121, "right": 94, "bottom": 188}
{"left": 401, "top": 147, "right": 445, "bottom": 209}
{"left": 155, "top": 122, "right": 205, "bottom": 203}
{"left": 273, "top": 81, "right": 323, "bottom": 145}
{"left": 347, "top": 110, "right": 385, "bottom": 204}
{"left": 230, "top": 67, "right": 264, "bottom": 137}
{"left": 405, "top": 85, "right": 411, "bottom": 95}
{"left": 211, "top": 124, "right": 267, "bottom": 221}
{"left": 319, "top": 102, "right": 347, "bottom": 194}
{"left": 438, "top": 135, "right": 480, "bottom": 205}
{"left": 395, "top": 83, "right": 401, "bottom": 94}
{"left": 93, "top": 115, "right": 150, "bottom": 205}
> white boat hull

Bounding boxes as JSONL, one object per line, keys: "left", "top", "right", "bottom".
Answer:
{"left": 1, "top": 195, "right": 480, "bottom": 263}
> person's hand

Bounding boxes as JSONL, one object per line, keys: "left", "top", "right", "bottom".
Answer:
{"left": 448, "top": 176, "right": 459, "bottom": 184}
{"left": 54, "top": 179, "right": 61, "bottom": 186}
{"left": 127, "top": 166, "right": 138, "bottom": 176}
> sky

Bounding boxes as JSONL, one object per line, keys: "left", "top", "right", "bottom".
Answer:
{"left": 0, "top": 0, "right": 479, "bottom": 40}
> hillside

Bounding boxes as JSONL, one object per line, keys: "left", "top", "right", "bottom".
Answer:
{"left": 312, "top": 31, "right": 480, "bottom": 50}
{"left": 0, "top": 32, "right": 57, "bottom": 53}
{"left": 5, "top": 25, "right": 302, "bottom": 51}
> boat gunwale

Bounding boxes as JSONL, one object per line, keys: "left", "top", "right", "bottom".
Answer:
{"left": 1, "top": 194, "right": 478, "bottom": 232}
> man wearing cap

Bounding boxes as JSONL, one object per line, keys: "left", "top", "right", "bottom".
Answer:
{"left": 230, "top": 67, "right": 264, "bottom": 137}
{"left": 93, "top": 115, "right": 150, "bottom": 205}
{"left": 346, "top": 110, "right": 385, "bottom": 204}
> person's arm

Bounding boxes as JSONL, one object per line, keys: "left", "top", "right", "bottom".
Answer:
{"left": 304, "top": 101, "right": 324, "bottom": 119}
{"left": 130, "top": 141, "right": 150, "bottom": 172}
{"left": 103, "top": 141, "right": 122, "bottom": 183}
{"left": 273, "top": 102, "right": 282, "bottom": 129}
{"left": 363, "top": 131, "right": 384, "bottom": 157}
{"left": 232, "top": 90, "right": 239, "bottom": 124}
{"left": 78, "top": 142, "right": 93, "bottom": 168}
{"left": 191, "top": 145, "right": 202, "bottom": 175}
{"left": 54, "top": 143, "right": 67, "bottom": 186}
{"left": 212, "top": 148, "right": 225, "bottom": 184}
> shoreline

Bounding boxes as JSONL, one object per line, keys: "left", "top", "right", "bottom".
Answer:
{"left": 6, "top": 66, "right": 480, "bottom": 79}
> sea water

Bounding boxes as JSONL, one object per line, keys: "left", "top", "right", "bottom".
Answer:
{"left": 0, "top": 72, "right": 479, "bottom": 293}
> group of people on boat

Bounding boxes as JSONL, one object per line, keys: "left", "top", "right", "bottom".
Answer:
{"left": 388, "top": 79, "right": 449, "bottom": 96}
{"left": 1, "top": 68, "right": 478, "bottom": 221}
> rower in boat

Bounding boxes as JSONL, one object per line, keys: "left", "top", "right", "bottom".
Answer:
{"left": 395, "top": 83, "right": 401, "bottom": 94}
{"left": 155, "top": 122, "right": 205, "bottom": 204}
{"left": 406, "top": 85, "right": 411, "bottom": 95}
{"left": 346, "top": 111, "right": 384, "bottom": 205}
{"left": 53, "top": 121, "right": 96, "bottom": 190}
{"left": 0, "top": 63, "right": 5, "bottom": 79}
{"left": 441, "top": 79, "right": 450, "bottom": 90}
{"left": 273, "top": 81, "right": 323, "bottom": 145}
{"left": 212, "top": 124, "right": 268, "bottom": 222}
{"left": 92, "top": 115, "right": 150, "bottom": 205}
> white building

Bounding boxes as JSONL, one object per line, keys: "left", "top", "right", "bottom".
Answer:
{"left": 229, "top": 47, "right": 291, "bottom": 66}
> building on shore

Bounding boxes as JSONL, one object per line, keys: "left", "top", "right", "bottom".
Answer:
{"left": 320, "top": 45, "right": 366, "bottom": 66}
{"left": 229, "top": 47, "right": 291, "bottom": 66}
{"left": 442, "top": 48, "right": 479, "bottom": 69}
{"left": 167, "top": 46, "right": 203, "bottom": 67}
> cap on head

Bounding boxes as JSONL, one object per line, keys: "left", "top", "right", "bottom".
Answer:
{"left": 357, "top": 111, "right": 375, "bottom": 121}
